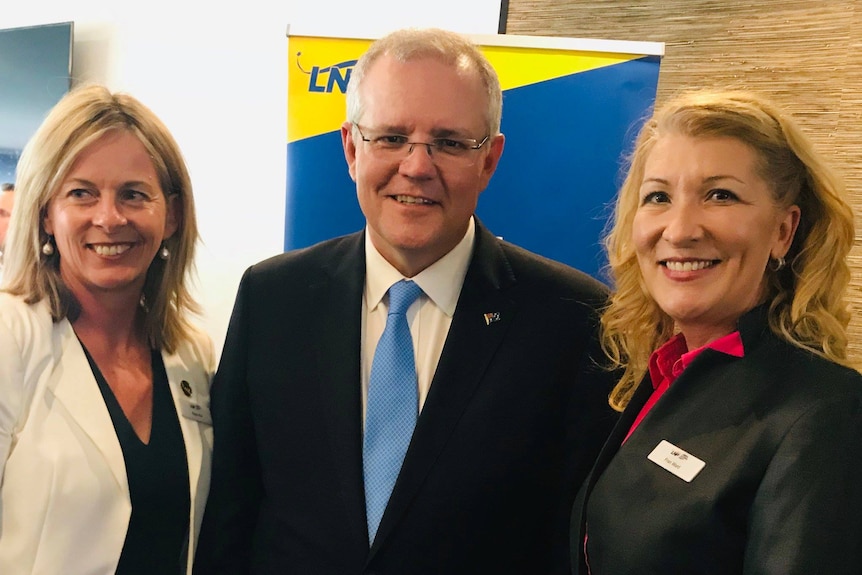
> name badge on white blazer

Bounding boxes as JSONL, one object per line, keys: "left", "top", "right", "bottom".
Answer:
{"left": 647, "top": 440, "right": 705, "bottom": 482}
{"left": 178, "top": 379, "right": 212, "bottom": 424}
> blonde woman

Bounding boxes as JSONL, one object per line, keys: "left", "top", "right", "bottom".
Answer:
{"left": 0, "top": 85, "right": 213, "bottom": 574}
{"left": 571, "top": 90, "right": 862, "bottom": 574}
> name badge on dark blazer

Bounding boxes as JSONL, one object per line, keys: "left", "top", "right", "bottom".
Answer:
{"left": 647, "top": 440, "right": 706, "bottom": 482}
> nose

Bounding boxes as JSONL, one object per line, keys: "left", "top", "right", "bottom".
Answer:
{"left": 92, "top": 197, "right": 128, "bottom": 230}
{"left": 661, "top": 201, "right": 704, "bottom": 245}
{"left": 398, "top": 142, "right": 437, "bottom": 178}
{"left": 408, "top": 142, "right": 433, "bottom": 156}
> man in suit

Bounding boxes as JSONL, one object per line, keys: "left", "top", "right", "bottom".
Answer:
{"left": 195, "top": 28, "right": 617, "bottom": 575}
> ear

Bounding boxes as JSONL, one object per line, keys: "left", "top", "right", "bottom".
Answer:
{"left": 341, "top": 121, "right": 357, "bottom": 182}
{"left": 772, "top": 204, "right": 801, "bottom": 258}
{"left": 478, "top": 133, "right": 505, "bottom": 191}
{"left": 42, "top": 196, "right": 56, "bottom": 235}
{"left": 164, "top": 193, "right": 180, "bottom": 240}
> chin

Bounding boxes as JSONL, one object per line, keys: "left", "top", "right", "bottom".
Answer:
{"left": 661, "top": 303, "right": 710, "bottom": 325}
{"left": 387, "top": 230, "right": 437, "bottom": 251}
{"left": 88, "top": 275, "right": 146, "bottom": 292}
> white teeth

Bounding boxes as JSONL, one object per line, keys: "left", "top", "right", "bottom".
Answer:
{"left": 92, "top": 244, "right": 131, "bottom": 256}
{"left": 394, "top": 195, "right": 432, "bottom": 205}
{"left": 665, "top": 260, "right": 714, "bottom": 272}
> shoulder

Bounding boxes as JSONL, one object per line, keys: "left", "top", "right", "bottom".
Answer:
{"left": 0, "top": 293, "right": 54, "bottom": 344}
{"left": 0, "top": 291, "right": 45, "bottom": 317}
{"left": 734, "top": 308, "right": 862, "bottom": 397}
{"left": 0, "top": 295, "right": 59, "bottom": 433}
{"left": 746, "top": 333, "right": 862, "bottom": 408}
{"left": 495, "top": 239, "right": 610, "bottom": 305}
{"left": 241, "top": 232, "right": 363, "bottom": 289}
{"left": 173, "top": 323, "right": 216, "bottom": 374}
{"left": 786, "top": 345, "right": 862, "bottom": 396}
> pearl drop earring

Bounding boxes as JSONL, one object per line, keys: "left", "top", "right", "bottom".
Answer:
{"left": 41, "top": 238, "right": 55, "bottom": 256}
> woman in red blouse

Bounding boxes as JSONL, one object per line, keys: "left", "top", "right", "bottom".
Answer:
{"left": 571, "top": 89, "right": 862, "bottom": 574}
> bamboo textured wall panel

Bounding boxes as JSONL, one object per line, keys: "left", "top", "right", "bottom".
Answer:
{"left": 507, "top": 0, "right": 862, "bottom": 361}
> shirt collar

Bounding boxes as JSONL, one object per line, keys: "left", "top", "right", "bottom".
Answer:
{"left": 364, "top": 216, "right": 475, "bottom": 316}
{"left": 648, "top": 330, "right": 745, "bottom": 390}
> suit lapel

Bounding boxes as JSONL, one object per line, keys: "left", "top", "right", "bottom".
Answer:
{"left": 162, "top": 342, "right": 213, "bottom": 543}
{"left": 314, "top": 232, "right": 370, "bottom": 548}
{"left": 574, "top": 374, "right": 653, "bottom": 546}
{"left": 370, "top": 222, "right": 517, "bottom": 554}
{"left": 596, "top": 379, "right": 653, "bottom": 477}
{"left": 48, "top": 319, "right": 128, "bottom": 496}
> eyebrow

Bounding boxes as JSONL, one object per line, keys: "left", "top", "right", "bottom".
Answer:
{"left": 429, "top": 128, "right": 473, "bottom": 139}
{"left": 641, "top": 174, "right": 747, "bottom": 186}
{"left": 63, "top": 177, "right": 155, "bottom": 190}
{"left": 369, "top": 124, "right": 473, "bottom": 139}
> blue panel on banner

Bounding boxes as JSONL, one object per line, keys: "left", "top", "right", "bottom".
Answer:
{"left": 285, "top": 56, "right": 660, "bottom": 284}
{"left": 284, "top": 131, "right": 363, "bottom": 251}
{"left": 478, "top": 56, "right": 659, "bottom": 283}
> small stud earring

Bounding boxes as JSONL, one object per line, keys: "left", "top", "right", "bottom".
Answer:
{"left": 159, "top": 245, "right": 170, "bottom": 260}
{"left": 41, "top": 237, "right": 55, "bottom": 256}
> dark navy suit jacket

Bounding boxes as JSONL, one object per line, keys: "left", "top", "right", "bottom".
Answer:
{"left": 195, "top": 221, "right": 618, "bottom": 575}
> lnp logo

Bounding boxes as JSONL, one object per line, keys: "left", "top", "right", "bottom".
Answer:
{"left": 669, "top": 449, "right": 689, "bottom": 461}
{"left": 296, "top": 52, "right": 357, "bottom": 94}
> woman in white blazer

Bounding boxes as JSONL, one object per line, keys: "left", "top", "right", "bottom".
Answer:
{"left": 0, "top": 85, "right": 214, "bottom": 575}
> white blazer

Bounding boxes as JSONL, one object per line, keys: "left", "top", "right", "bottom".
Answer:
{"left": 0, "top": 293, "right": 215, "bottom": 575}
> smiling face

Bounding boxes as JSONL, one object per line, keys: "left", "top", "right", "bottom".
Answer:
{"left": 341, "top": 54, "right": 504, "bottom": 277}
{"left": 43, "top": 130, "right": 177, "bottom": 303}
{"left": 632, "top": 134, "right": 799, "bottom": 348}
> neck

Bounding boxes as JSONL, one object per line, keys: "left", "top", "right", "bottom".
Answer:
{"left": 72, "top": 289, "right": 147, "bottom": 353}
{"left": 678, "top": 325, "right": 735, "bottom": 352}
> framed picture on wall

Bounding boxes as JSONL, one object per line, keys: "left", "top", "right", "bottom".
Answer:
{"left": 0, "top": 21, "right": 74, "bottom": 184}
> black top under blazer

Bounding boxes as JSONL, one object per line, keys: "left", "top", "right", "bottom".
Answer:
{"left": 194, "top": 221, "right": 619, "bottom": 575}
{"left": 571, "top": 306, "right": 862, "bottom": 574}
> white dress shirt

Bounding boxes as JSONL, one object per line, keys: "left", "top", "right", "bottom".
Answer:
{"left": 361, "top": 217, "right": 475, "bottom": 423}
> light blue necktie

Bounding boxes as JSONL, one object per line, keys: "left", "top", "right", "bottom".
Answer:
{"left": 363, "top": 279, "right": 423, "bottom": 543}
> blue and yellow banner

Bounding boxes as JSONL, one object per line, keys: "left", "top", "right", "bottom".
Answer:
{"left": 286, "top": 32, "right": 662, "bottom": 280}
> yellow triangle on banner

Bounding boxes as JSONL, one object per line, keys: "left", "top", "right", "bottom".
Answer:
{"left": 287, "top": 36, "right": 644, "bottom": 143}
{"left": 482, "top": 45, "right": 640, "bottom": 91}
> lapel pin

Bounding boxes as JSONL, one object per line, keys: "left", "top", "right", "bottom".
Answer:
{"left": 180, "top": 380, "right": 193, "bottom": 397}
{"left": 483, "top": 312, "right": 501, "bottom": 325}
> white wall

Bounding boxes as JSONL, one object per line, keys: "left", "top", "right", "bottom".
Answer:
{"left": 3, "top": 1, "right": 500, "bottom": 354}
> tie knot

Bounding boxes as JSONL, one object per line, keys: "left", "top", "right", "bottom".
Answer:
{"left": 387, "top": 280, "right": 423, "bottom": 316}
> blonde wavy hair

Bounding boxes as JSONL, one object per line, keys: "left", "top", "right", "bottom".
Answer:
{"left": 2, "top": 84, "right": 200, "bottom": 353}
{"left": 603, "top": 89, "right": 855, "bottom": 411}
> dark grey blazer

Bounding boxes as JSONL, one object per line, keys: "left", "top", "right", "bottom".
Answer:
{"left": 194, "top": 220, "right": 618, "bottom": 575}
{"left": 571, "top": 306, "right": 862, "bottom": 574}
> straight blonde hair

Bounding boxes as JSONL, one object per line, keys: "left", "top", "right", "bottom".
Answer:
{"left": 2, "top": 84, "right": 200, "bottom": 353}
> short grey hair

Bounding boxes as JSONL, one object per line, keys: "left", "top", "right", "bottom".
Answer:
{"left": 345, "top": 28, "right": 502, "bottom": 137}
